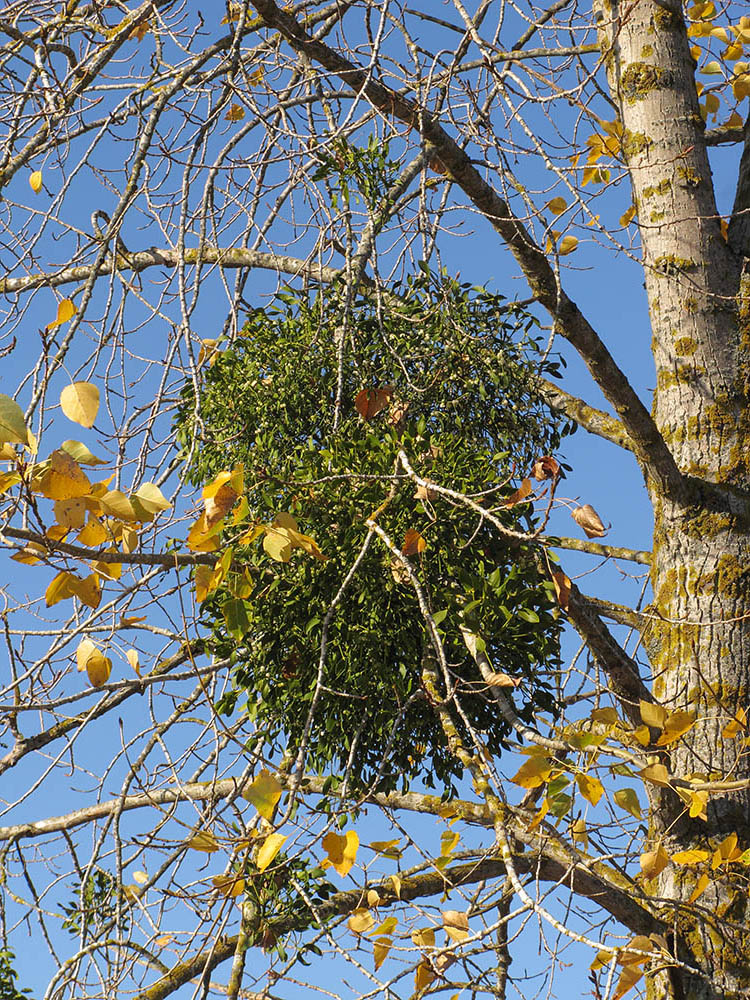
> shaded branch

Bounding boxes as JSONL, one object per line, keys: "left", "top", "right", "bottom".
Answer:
{"left": 1, "top": 526, "right": 216, "bottom": 567}
{"left": 538, "top": 378, "right": 633, "bottom": 452}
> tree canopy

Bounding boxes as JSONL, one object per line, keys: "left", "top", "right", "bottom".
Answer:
{"left": 1, "top": 2, "right": 750, "bottom": 1000}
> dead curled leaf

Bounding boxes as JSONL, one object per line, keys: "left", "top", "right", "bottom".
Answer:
{"left": 571, "top": 503, "right": 606, "bottom": 538}
{"left": 551, "top": 570, "right": 571, "bottom": 610}
{"left": 503, "top": 477, "right": 532, "bottom": 507}
{"left": 531, "top": 455, "right": 560, "bottom": 481}
{"left": 354, "top": 386, "right": 393, "bottom": 421}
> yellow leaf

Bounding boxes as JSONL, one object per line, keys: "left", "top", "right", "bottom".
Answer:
{"left": 590, "top": 949, "right": 614, "bottom": 972}
{"left": 414, "top": 960, "right": 435, "bottom": 992}
{"left": 132, "top": 870, "right": 148, "bottom": 885}
{"left": 132, "top": 482, "right": 171, "bottom": 515}
{"left": 54, "top": 498, "right": 87, "bottom": 530}
{"left": 205, "top": 483, "right": 240, "bottom": 527}
{"left": 0, "top": 394, "right": 28, "bottom": 446}
{"left": 263, "top": 526, "right": 293, "bottom": 562}
{"left": 411, "top": 927, "right": 435, "bottom": 950}
{"left": 656, "top": 710, "right": 697, "bottom": 746}
{"left": 72, "top": 573, "right": 102, "bottom": 609}
{"left": 546, "top": 197, "right": 567, "bottom": 215}
{"left": 511, "top": 755, "right": 552, "bottom": 789}
{"left": 640, "top": 844, "right": 668, "bottom": 879}
{"left": 76, "top": 638, "right": 99, "bottom": 671}
{"left": 194, "top": 565, "right": 213, "bottom": 603}
{"left": 671, "top": 849, "right": 710, "bottom": 865}
{"left": 38, "top": 450, "right": 91, "bottom": 500}
{"left": 632, "top": 724, "right": 651, "bottom": 746}
{"left": 526, "top": 796, "right": 549, "bottom": 832}
{"left": 371, "top": 916, "right": 398, "bottom": 937}
{"left": 390, "top": 873, "right": 402, "bottom": 898}
{"left": 256, "top": 832, "right": 287, "bottom": 872}
{"left": 77, "top": 516, "right": 108, "bottom": 546}
{"left": 126, "top": 649, "right": 141, "bottom": 676}
{"left": 249, "top": 66, "right": 264, "bottom": 85}
{"left": 369, "top": 839, "right": 403, "bottom": 858}
{"left": 702, "top": 60, "right": 723, "bottom": 74}
{"left": 558, "top": 235, "right": 578, "bottom": 255}
{"left": 367, "top": 890, "right": 381, "bottom": 907}
{"left": 570, "top": 818, "right": 588, "bottom": 848}
{"left": 46, "top": 298, "right": 77, "bottom": 331}
{"left": 322, "top": 829, "right": 358, "bottom": 877}
{"left": 639, "top": 763, "right": 670, "bottom": 786}
{"left": 187, "top": 830, "right": 219, "bottom": 853}
{"left": 688, "top": 789, "right": 709, "bottom": 820}
{"left": 373, "top": 936, "right": 392, "bottom": 970}
{"left": 613, "top": 787, "right": 642, "bottom": 818}
{"left": 722, "top": 707, "right": 747, "bottom": 738}
{"left": 590, "top": 707, "right": 619, "bottom": 726}
{"left": 576, "top": 773, "right": 604, "bottom": 806}
{"left": 442, "top": 909, "right": 469, "bottom": 943}
{"left": 211, "top": 874, "right": 245, "bottom": 898}
{"left": 29, "top": 170, "right": 43, "bottom": 193}
{"left": 618, "top": 935, "right": 653, "bottom": 966}
{"left": 402, "top": 528, "right": 426, "bottom": 556}
{"left": 46, "top": 571, "right": 78, "bottom": 607}
{"left": 711, "top": 831, "right": 742, "bottom": 868}
{"left": 440, "top": 829, "right": 460, "bottom": 857}
{"left": 243, "top": 769, "right": 283, "bottom": 821}
{"left": 687, "top": 872, "right": 710, "bottom": 904}
{"left": 187, "top": 513, "right": 223, "bottom": 552}
{"left": 619, "top": 205, "right": 636, "bottom": 226}
{"left": 86, "top": 648, "right": 112, "bottom": 687}
{"left": 225, "top": 103, "right": 245, "bottom": 121}
{"left": 612, "top": 966, "right": 643, "bottom": 1000}
{"left": 348, "top": 908, "right": 375, "bottom": 934}
{"left": 98, "top": 490, "right": 138, "bottom": 522}
{"left": 639, "top": 700, "right": 667, "bottom": 730}
{"left": 0, "top": 471, "right": 22, "bottom": 494}
{"left": 60, "top": 382, "right": 99, "bottom": 428}
{"left": 551, "top": 569, "right": 571, "bottom": 610}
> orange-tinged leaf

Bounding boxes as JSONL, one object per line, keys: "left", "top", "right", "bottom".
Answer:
{"left": 205, "top": 483, "right": 239, "bottom": 527}
{"left": 187, "top": 830, "right": 219, "bottom": 853}
{"left": 526, "top": 796, "right": 549, "bottom": 832}
{"left": 722, "top": 707, "right": 747, "bottom": 738}
{"left": 46, "top": 298, "right": 77, "bottom": 331}
{"left": 442, "top": 909, "right": 469, "bottom": 943}
{"left": 612, "top": 966, "right": 643, "bottom": 1000}
{"left": 531, "top": 455, "right": 560, "bottom": 480}
{"left": 618, "top": 935, "right": 653, "bottom": 966}
{"left": 402, "top": 528, "right": 426, "bottom": 556}
{"left": 60, "top": 382, "right": 99, "bottom": 428}
{"left": 546, "top": 196, "right": 567, "bottom": 214}
{"left": 571, "top": 504, "right": 606, "bottom": 538}
{"left": 640, "top": 845, "right": 668, "bottom": 879}
{"left": 484, "top": 670, "right": 521, "bottom": 688}
{"left": 256, "top": 832, "right": 287, "bottom": 872}
{"left": 503, "top": 477, "right": 532, "bottom": 507}
{"left": 551, "top": 570, "right": 571, "bottom": 610}
{"left": 355, "top": 386, "right": 394, "bottom": 420}
{"left": 671, "top": 849, "right": 710, "bottom": 865}
{"left": 225, "top": 103, "right": 245, "bottom": 121}
{"left": 38, "top": 450, "right": 91, "bottom": 500}
{"left": 29, "top": 170, "right": 43, "bottom": 193}
{"left": 576, "top": 772, "right": 604, "bottom": 806}
{"left": 194, "top": 565, "right": 214, "bottom": 603}
{"left": 687, "top": 872, "right": 710, "bottom": 904}
{"left": 322, "top": 830, "right": 359, "bottom": 877}
{"left": 558, "top": 235, "right": 578, "bottom": 255}
{"left": 243, "top": 769, "right": 282, "bottom": 821}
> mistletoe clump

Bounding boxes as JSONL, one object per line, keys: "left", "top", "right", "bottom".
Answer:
{"left": 177, "top": 270, "right": 572, "bottom": 792}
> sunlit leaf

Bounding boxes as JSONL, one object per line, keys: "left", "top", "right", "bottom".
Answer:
{"left": 86, "top": 647, "right": 112, "bottom": 687}
{"left": 558, "top": 235, "right": 578, "bottom": 255}
{"left": 639, "top": 763, "right": 670, "bottom": 786}
{"left": 60, "top": 382, "right": 100, "bottom": 428}
{"left": 355, "top": 386, "right": 394, "bottom": 420}
{"left": 0, "top": 394, "right": 29, "bottom": 446}
{"left": 613, "top": 787, "right": 642, "bottom": 818}
{"left": 671, "top": 849, "right": 710, "bottom": 865}
{"left": 402, "top": 528, "right": 426, "bottom": 556}
{"left": 411, "top": 927, "right": 435, "bottom": 950}
{"left": 54, "top": 498, "right": 87, "bottom": 530}
{"left": 656, "top": 710, "right": 696, "bottom": 746}
{"left": 77, "top": 516, "right": 108, "bottom": 546}
{"left": 61, "top": 440, "right": 107, "bottom": 466}
{"left": 414, "top": 960, "right": 435, "bottom": 991}
{"left": 640, "top": 844, "right": 668, "bottom": 879}
{"left": 503, "top": 477, "right": 532, "bottom": 507}
{"left": 29, "top": 170, "right": 43, "bottom": 193}
{"left": 687, "top": 872, "right": 710, "bottom": 904}
{"left": 46, "top": 298, "right": 77, "bottom": 331}
{"left": 511, "top": 756, "right": 552, "bottom": 789}
{"left": 639, "top": 700, "right": 667, "bottom": 730}
{"left": 322, "top": 829, "right": 359, "bottom": 877}
{"left": 46, "top": 571, "right": 78, "bottom": 607}
{"left": 243, "top": 769, "right": 283, "bottom": 821}
{"left": 256, "top": 832, "right": 287, "bottom": 872}
{"left": 132, "top": 482, "right": 171, "bottom": 515}
{"left": 576, "top": 773, "right": 604, "bottom": 806}
{"left": 551, "top": 570, "right": 571, "bottom": 611}
{"left": 187, "top": 830, "right": 219, "bottom": 853}
{"left": 546, "top": 196, "right": 567, "bottom": 215}
{"left": 38, "top": 450, "right": 91, "bottom": 500}
{"left": 373, "top": 936, "right": 392, "bottom": 970}
{"left": 612, "top": 966, "right": 643, "bottom": 1000}
{"left": 442, "top": 909, "right": 469, "bottom": 943}
{"left": 348, "top": 908, "right": 375, "bottom": 934}
{"left": 571, "top": 504, "right": 606, "bottom": 538}
{"left": 211, "top": 874, "right": 245, "bottom": 898}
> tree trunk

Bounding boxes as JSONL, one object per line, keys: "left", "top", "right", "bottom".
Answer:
{"left": 597, "top": 0, "right": 750, "bottom": 995}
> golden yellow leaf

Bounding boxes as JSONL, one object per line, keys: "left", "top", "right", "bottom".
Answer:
{"left": 671, "top": 849, "right": 709, "bottom": 865}
{"left": 46, "top": 298, "right": 77, "bottom": 331}
{"left": 570, "top": 818, "right": 588, "bottom": 848}
{"left": 558, "top": 235, "right": 578, "bottom": 255}
{"left": 38, "top": 450, "right": 91, "bottom": 500}
{"left": 440, "top": 829, "right": 460, "bottom": 856}
{"left": 54, "top": 498, "right": 87, "bottom": 530}
{"left": 126, "top": 649, "right": 141, "bottom": 676}
{"left": 640, "top": 844, "right": 668, "bottom": 879}
{"left": 76, "top": 638, "right": 99, "bottom": 672}
{"left": 526, "top": 796, "right": 549, "bottom": 832}
{"left": 205, "top": 482, "right": 240, "bottom": 527}
{"left": 639, "top": 762, "right": 670, "bottom": 786}
{"left": 243, "top": 769, "right": 283, "bottom": 821}
{"left": 511, "top": 755, "right": 552, "bottom": 789}
{"left": 132, "top": 482, "right": 171, "bottom": 515}
{"left": 256, "top": 832, "right": 287, "bottom": 872}
{"left": 546, "top": 196, "right": 567, "bottom": 215}
{"left": 688, "top": 789, "right": 709, "bottom": 820}
{"left": 29, "top": 170, "right": 43, "bottom": 193}
{"left": 46, "top": 571, "right": 78, "bottom": 607}
{"left": 612, "top": 966, "right": 643, "bottom": 1000}
{"left": 187, "top": 830, "right": 220, "bottom": 853}
{"left": 369, "top": 839, "right": 402, "bottom": 858}
{"left": 442, "top": 909, "right": 469, "bottom": 943}
{"left": 687, "top": 872, "right": 710, "bottom": 904}
{"left": 590, "top": 707, "right": 619, "bottom": 726}
{"left": 619, "top": 205, "right": 636, "bottom": 227}
{"left": 576, "top": 773, "right": 604, "bottom": 806}
{"left": 73, "top": 573, "right": 102, "bottom": 609}
{"left": 632, "top": 724, "right": 651, "bottom": 746}
{"left": 656, "top": 710, "right": 697, "bottom": 746}
{"left": 414, "top": 960, "right": 435, "bottom": 991}
{"left": 60, "top": 382, "right": 99, "bottom": 428}
{"left": 711, "top": 831, "right": 742, "bottom": 869}
{"left": 551, "top": 570, "right": 571, "bottom": 610}
{"left": 411, "top": 927, "right": 435, "bottom": 950}
{"left": 225, "top": 103, "right": 245, "bottom": 121}
{"left": 77, "top": 516, "right": 108, "bottom": 546}
{"left": 722, "top": 707, "right": 747, "bottom": 738}
{"left": 373, "top": 936, "right": 392, "bottom": 970}
{"left": 86, "top": 647, "right": 112, "bottom": 687}
{"left": 639, "top": 700, "right": 667, "bottom": 730}
{"left": 0, "top": 394, "right": 28, "bottom": 446}
{"left": 263, "top": 526, "right": 293, "bottom": 562}
{"left": 590, "top": 949, "right": 614, "bottom": 972}
{"left": 322, "top": 829, "right": 359, "bottom": 877}
{"left": 618, "top": 935, "right": 653, "bottom": 966}
{"left": 211, "top": 874, "right": 245, "bottom": 898}
{"left": 187, "top": 513, "right": 222, "bottom": 552}
{"left": 348, "top": 908, "right": 375, "bottom": 934}
{"left": 390, "top": 873, "right": 402, "bottom": 898}
{"left": 371, "top": 916, "right": 397, "bottom": 937}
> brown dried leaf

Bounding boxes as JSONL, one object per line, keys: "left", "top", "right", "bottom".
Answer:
{"left": 503, "top": 477, "right": 532, "bottom": 507}
{"left": 402, "top": 528, "right": 426, "bottom": 557}
{"left": 571, "top": 503, "right": 606, "bottom": 538}
{"left": 354, "top": 386, "right": 394, "bottom": 421}
{"left": 531, "top": 455, "right": 560, "bottom": 481}
{"left": 551, "top": 570, "right": 571, "bottom": 610}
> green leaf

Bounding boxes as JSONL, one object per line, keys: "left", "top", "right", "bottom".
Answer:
{"left": 223, "top": 598, "right": 249, "bottom": 640}
{"left": 0, "top": 394, "right": 28, "bottom": 445}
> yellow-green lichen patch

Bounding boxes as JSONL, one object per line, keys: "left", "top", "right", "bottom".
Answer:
{"left": 620, "top": 62, "right": 674, "bottom": 104}
{"left": 641, "top": 44, "right": 654, "bottom": 58}
{"left": 656, "top": 363, "right": 705, "bottom": 389}
{"left": 674, "top": 336, "right": 698, "bottom": 355}
{"left": 651, "top": 6, "right": 681, "bottom": 31}
{"left": 622, "top": 129, "right": 652, "bottom": 158}
{"left": 676, "top": 164, "right": 703, "bottom": 188}
{"left": 684, "top": 296, "right": 698, "bottom": 314}
{"left": 650, "top": 209, "right": 666, "bottom": 222}
{"left": 653, "top": 254, "right": 697, "bottom": 276}
{"left": 679, "top": 507, "right": 735, "bottom": 539}
{"left": 696, "top": 553, "right": 750, "bottom": 600}
{"left": 642, "top": 178, "right": 672, "bottom": 199}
